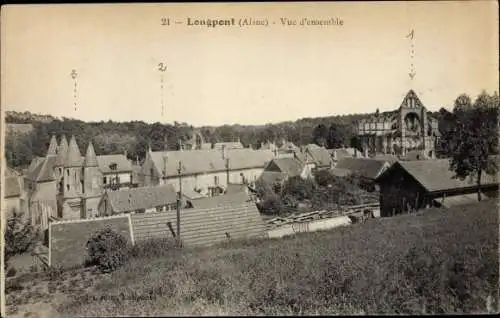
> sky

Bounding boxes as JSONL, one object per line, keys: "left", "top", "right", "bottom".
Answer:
{"left": 1, "top": 1, "right": 498, "bottom": 126}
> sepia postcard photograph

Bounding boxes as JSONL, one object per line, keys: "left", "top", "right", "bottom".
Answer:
{"left": 0, "top": 1, "right": 499, "bottom": 317}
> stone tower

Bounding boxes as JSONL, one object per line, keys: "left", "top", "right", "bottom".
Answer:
{"left": 82, "top": 141, "right": 102, "bottom": 218}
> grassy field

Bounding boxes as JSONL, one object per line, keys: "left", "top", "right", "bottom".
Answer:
{"left": 5, "top": 199, "right": 499, "bottom": 316}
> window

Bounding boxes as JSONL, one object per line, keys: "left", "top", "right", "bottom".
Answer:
{"left": 59, "top": 168, "right": 62, "bottom": 174}
{"left": 103, "top": 176, "right": 107, "bottom": 184}
{"left": 67, "top": 169, "right": 70, "bottom": 176}
{"left": 66, "top": 184, "right": 70, "bottom": 191}
{"left": 214, "top": 176, "right": 219, "bottom": 185}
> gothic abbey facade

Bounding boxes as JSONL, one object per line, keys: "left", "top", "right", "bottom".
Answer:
{"left": 355, "top": 90, "right": 440, "bottom": 158}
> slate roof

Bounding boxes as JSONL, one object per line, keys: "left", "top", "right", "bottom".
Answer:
{"left": 97, "top": 154, "right": 132, "bottom": 174}
{"left": 105, "top": 184, "right": 179, "bottom": 213}
{"left": 65, "top": 136, "right": 83, "bottom": 167}
{"left": 26, "top": 155, "right": 57, "bottom": 182}
{"left": 189, "top": 191, "right": 252, "bottom": 210}
{"left": 55, "top": 135, "right": 69, "bottom": 166}
{"left": 47, "top": 136, "right": 58, "bottom": 156}
{"left": 150, "top": 149, "right": 274, "bottom": 177}
{"left": 335, "top": 157, "right": 390, "bottom": 180}
{"left": 83, "top": 143, "right": 98, "bottom": 167}
{"left": 383, "top": 159, "right": 499, "bottom": 193}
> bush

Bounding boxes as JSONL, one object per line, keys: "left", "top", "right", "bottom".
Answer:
{"left": 4, "top": 211, "right": 40, "bottom": 268}
{"left": 6, "top": 267, "right": 17, "bottom": 278}
{"left": 257, "top": 194, "right": 284, "bottom": 216}
{"left": 86, "top": 226, "right": 130, "bottom": 273}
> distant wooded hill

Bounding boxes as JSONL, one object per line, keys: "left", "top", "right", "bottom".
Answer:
{"left": 3, "top": 108, "right": 449, "bottom": 170}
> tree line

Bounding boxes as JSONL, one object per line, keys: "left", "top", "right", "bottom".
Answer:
{"left": 5, "top": 91, "right": 498, "bottom": 172}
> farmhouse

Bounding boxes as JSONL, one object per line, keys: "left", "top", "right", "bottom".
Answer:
{"left": 258, "top": 157, "right": 312, "bottom": 186}
{"left": 375, "top": 159, "right": 499, "bottom": 217}
{"left": 138, "top": 147, "right": 275, "bottom": 196}
{"left": 98, "top": 184, "right": 186, "bottom": 216}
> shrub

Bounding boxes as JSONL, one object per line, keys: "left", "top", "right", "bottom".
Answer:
{"left": 6, "top": 267, "right": 17, "bottom": 278}
{"left": 257, "top": 194, "right": 284, "bottom": 216}
{"left": 4, "top": 211, "right": 40, "bottom": 268}
{"left": 86, "top": 226, "right": 130, "bottom": 273}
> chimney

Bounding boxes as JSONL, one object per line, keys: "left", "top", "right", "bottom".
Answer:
{"left": 124, "top": 149, "right": 128, "bottom": 159}
{"left": 354, "top": 148, "right": 357, "bottom": 157}
{"left": 221, "top": 145, "right": 226, "bottom": 160}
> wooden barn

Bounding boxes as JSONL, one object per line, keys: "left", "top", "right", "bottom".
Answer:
{"left": 375, "top": 159, "right": 499, "bottom": 217}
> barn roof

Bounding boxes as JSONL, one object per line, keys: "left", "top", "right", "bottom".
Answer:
{"left": 384, "top": 159, "right": 499, "bottom": 193}
{"left": 104, "top": 184, "right": 179, "bottom": 213}
{"left": 335, "top": 157, "right": 390, "bottom": 180}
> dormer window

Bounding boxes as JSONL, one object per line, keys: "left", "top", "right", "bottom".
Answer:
{"left": 109, "top": 163, "right": 118, "bottom": 171}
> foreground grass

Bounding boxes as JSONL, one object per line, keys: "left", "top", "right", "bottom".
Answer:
{"left": 7, "top": 200, "right": 499, "bottom": 316}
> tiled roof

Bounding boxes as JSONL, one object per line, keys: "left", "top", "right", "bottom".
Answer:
{"left": 150, "top": 149, "right": 274, "bottom": 177}
{"left": 97, "top": 154, "right": 132, "bottom": 173}
{"left": 306, "top": 147, "right": 333, "bottom": 167}
{"left": 335, "top": 157, "right": 390, "bottom": 180}
{"left": 390, "top": 159, "right": 499, "bottom": 193}
{"left": 189, "top": 191, "right": 252, "bottom": 210}
{"left": 266, "top": 157, "right": 304, "bottom": 177}
{"left": 105, "top": 184, "right": 178, "bottom": 213}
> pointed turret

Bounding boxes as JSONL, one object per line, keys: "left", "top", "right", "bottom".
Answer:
{"left": 65, "top": 136, "right": 82, "bottom": 167}
{"left": 55, "top": 135, "right": 69, "bottom": 166}
{"left": 47, "top": 135, "right": 58, "bottom": 156}
{"left": 83, "top": 142, "right": 98, "bottom": 167}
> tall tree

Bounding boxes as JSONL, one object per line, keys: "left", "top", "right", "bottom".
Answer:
{"left": 448, "top": 92, "right": 499, "bottom": 201}
{"left": 312, "top": 124, "right": 328, "bottom": 147}
{"left": 326, "top": 123, "right": 345, "bottom": 149}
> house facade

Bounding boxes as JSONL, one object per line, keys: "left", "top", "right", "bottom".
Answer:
{"left": 25, "top": 135, "right": 135, "bottom": 221}
{"left": 138, "top": 147, "right": 275, "bottom": 197}
{"left": 375, "top": 160, "right": 499, "bottom": 217}
{"left": 355, "top": 90, "right": 440, "bottom": 158}
{"left": 98, "top": 183, "right": 184, "bottom": 216}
